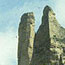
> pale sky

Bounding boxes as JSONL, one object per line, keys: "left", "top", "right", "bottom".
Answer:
{"left": 0, "top": 0, "right": 65, "bottom": 65}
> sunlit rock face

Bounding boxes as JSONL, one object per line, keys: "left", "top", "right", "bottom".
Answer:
{"left": 48, "top": 6, "right": 65, "bottom": 65}
{"left": 18, "top": 6, "right": 65, "bottom": 65}
{"left": 18, "top": 12, "right": 35, "bottom": 65}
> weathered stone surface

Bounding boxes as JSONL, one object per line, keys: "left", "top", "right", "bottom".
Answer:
{"left": 48, "top": 6, "right": 65, "bottom": 65}
{"left": 18, "top": 12, "right": 35, "bottom": 65}
{"left": 31, "top": 6, "right": 65, "bottom": 65}
{"left": 18, "top": 5, "right": 65, "bottom": 65}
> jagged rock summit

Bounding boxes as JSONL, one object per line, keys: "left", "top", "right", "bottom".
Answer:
{"left": 18, "top": 5, "right": 65, "bottom": 65}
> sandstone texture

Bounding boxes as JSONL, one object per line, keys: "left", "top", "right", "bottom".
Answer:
{"left": 18, "top": 6, "right": 65, "bottom": 65}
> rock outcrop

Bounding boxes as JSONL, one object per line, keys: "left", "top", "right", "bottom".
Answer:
{"left": 30, "top": 5, "right": 65, "bottom": 65}
{"left": 18, "top": 5, "right": 65, "bottom": 65}
{"left": 18, "top": 12, "right": 35, "bottom": 65}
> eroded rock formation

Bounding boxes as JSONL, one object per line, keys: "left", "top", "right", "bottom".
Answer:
{"left": 18, "top": 5, "right": 65, "bottom": 65}
{"left": 18, "top": 12, "right": 35, "bottom": 65}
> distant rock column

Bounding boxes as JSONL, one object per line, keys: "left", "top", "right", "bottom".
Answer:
{"left": 18, "top": 12, "right": 35, "bottom": 65}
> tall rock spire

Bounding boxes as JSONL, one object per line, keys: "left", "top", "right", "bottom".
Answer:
{"left": 31, "top": 5, "right": 65, "bottom": 65}
{"left": 31, "top": 5, "right": 51, "bottom": 65}
{"left": 18, "top": 12, "right": 35, "bottom": 65}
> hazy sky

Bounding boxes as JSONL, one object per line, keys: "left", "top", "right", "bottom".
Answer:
{"left": 0, "top": 0, "right": 65, "bottom": 65}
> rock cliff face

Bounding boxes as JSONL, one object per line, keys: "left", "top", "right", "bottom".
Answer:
{"left": 18, "top": 12, "right": 35, "bottom": 65}
{"left": 18, "top": 6, "right": 65, "bottom": 65}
